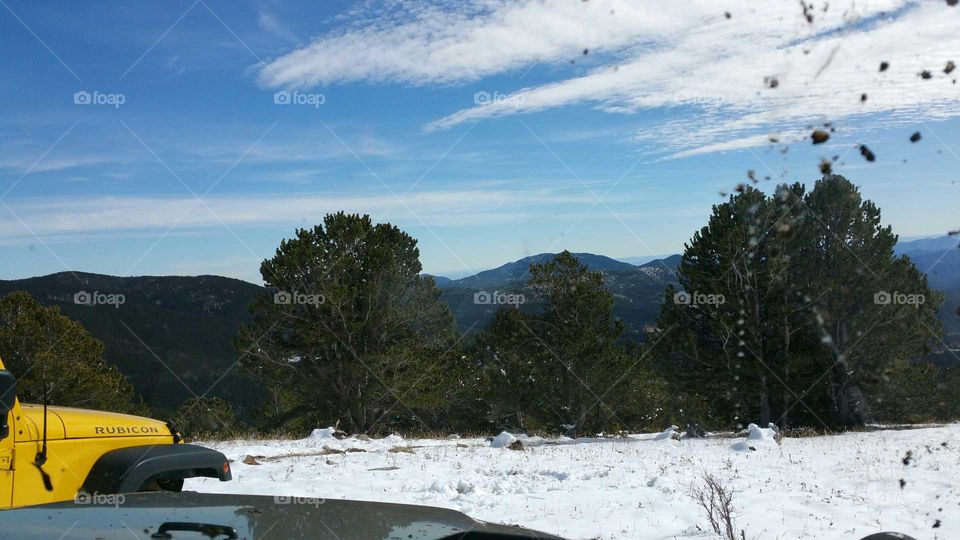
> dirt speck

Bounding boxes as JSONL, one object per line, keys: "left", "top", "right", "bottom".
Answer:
{"left": 799, "top": 0, "right": 814, "bottom": 22}
{"left": 811, "top": 130, "right": 830, "bottom": 144}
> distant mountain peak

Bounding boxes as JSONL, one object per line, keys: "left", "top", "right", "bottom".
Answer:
{"left": 638, "top": 254, "right": 682, "bottom": 270}
{"left": 450, "top": 252, "right": 636, "bottom": 290}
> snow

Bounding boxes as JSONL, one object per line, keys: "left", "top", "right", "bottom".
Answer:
{"left": 653, "top": 425, "right": 680, "bottom": 441}
{"left": 185, "top": 424, "right": 960, "bottom": 539}
{"left": 730, "top": 423, "right": 780, "bottom": 452}
{"left": 490, "top": 431, "right": 517, "bottom": 448}
{"left": 306, "top": 427, "right": 338, "bottom": 440}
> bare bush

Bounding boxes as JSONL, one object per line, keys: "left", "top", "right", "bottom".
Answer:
{"left": 686, "top": 472, "right": 739, "bottom": 540}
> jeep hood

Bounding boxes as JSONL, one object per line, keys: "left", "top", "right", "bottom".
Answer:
{"left": 17, "top": 404, "right": 171, "bottom": 441}
{"left": 0, "top": 492, "right": 565, "bottom": 539}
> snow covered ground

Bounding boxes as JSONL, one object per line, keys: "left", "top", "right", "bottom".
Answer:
{"left": 185, "top": 424, "right": 960, "bottom": 539}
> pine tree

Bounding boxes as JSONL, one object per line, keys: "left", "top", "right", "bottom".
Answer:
{"left": 481, "top": 251, "right": 646, "bottom": 434}
{"left": 652, "top": 186, "right": 787, "bottom": 427}
{"left": 794, "top": 175, "right": 942, "bottom": 426}
{"left": 651, "top": 175, "right": 942, "bottom": 428}
{"left": 238, "top": 212, "right": 459, "bottom": 434}
{"left": 474, "top": 307, "right": 543, "bottom": 431}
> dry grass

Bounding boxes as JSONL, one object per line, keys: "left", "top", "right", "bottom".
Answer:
{"left": 193, "top": 422, "right": 951, "bottom": 442}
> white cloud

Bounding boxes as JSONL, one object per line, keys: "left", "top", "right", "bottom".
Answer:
{"left": 0, "top": 188, "right": 599, "bottom": 241}
{"left": 258, "top": 0, "right": 690, "bottom": 87}
{"left": 258, "top": 0, "right": 960, "bottom": 157}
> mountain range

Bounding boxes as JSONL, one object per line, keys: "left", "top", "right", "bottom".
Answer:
{"left": 432, "top": 253, "right": 681, "bottom": 339}
{"left": 0, "top": 237, "right": 955, "bottom": 419}
{"left": 896, "top": 235, "right": 960, "bottom": 360}
{"left": 0, "top": 272, "right": 265, "bottom": 420}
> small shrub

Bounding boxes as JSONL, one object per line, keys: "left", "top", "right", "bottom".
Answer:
{"left": 173, "top": 396, "right": 237, "bottom": 440}
{"left": 686, "top": 472, "right": 740, "bottom": 540}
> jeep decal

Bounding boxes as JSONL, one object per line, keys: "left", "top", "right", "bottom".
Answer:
{"left": 93, "top": 426, "right": 161, "bottom": 435}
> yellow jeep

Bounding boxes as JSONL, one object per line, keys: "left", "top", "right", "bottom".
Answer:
{"left": 0, "top": 357, "right": 231, "bottom": 508}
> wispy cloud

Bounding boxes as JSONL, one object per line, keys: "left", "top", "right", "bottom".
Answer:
{"left": 258, "top": 0, "right": 674, "bottom": 87}
{"left": 0, "top": 188, "right": 601, "bottom": 241}
{"left": 258, "top": 0, "right": 960, "bottom": 158}
{"left": 257, "top": 9, "right": 301, "bottom": 45}
{"left": 0, "top": 155, "right": 117, "bottom": 174}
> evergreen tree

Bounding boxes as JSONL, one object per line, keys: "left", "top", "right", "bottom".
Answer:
{"left": 481, "top": 251, "right": 656, "bottom": 434}
{"left": 651, "top": 175, "right": 942, "bottom": 428}
{"left": 475, "top": 307, "right": 545, "bottom": 431}
{"left": 794, "top": 175, "right": 942, "bottom": 425}
{"left": 869, "top": 361, "right": 941, "bottom": 424}
{"left": 652, "top": 186, "right": 806, "bottom": 426}
{"left": 238, "top": 212, "right": 459, "bottom": 434}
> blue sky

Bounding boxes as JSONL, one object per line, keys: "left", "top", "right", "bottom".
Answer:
{"left": 1, "top": 0, "right": 958, "bottom": 284}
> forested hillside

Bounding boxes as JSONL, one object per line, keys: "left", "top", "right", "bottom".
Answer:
{"left": 1, "top": 232, "right": 955, "bottom": 423}
{"left": 0, "top": 272, "right": 264, "bottom": 420}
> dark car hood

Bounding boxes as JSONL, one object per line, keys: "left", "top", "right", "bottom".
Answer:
{"left": 0, "top": 491, "right": 564, "bottom": 540}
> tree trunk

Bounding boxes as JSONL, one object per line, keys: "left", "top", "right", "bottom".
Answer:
{"left": 832, "top": 321, "right": 872, "bottom": 427}
{"left": 837, "top": 379, "right": 871, "bottom": 426}
{"left": 779, "top": 288, "right": 792, "bottom": 428}
{"left": 759, "top": 373, "right": 771, "bottom": 426}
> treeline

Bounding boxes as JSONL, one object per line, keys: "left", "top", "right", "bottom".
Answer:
{"left": 229, "top": 174, "right": 959, "bottom": 436}
{"left": 1, "top": 175, "right": 957, "bottom": 437}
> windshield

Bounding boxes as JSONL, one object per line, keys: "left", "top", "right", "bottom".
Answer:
{"left": 0, "top": 1, "right": 958, "bottom": 539}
